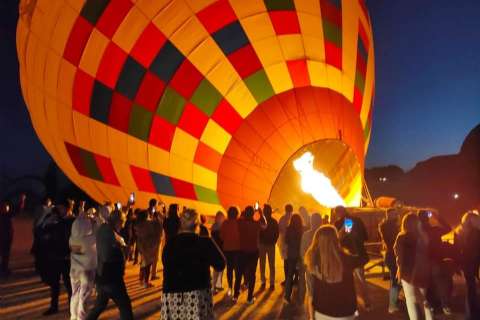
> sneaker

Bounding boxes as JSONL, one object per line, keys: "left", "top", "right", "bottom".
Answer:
{"left": 442, "top": 307, "right": 452, "bottom": 316}
{"left": 227, "top": 288, "right": 232, "bottom": 297}
{"left": 247, "top": 297, "right": 256, "bottom": 305}
{"left": 42, "top": 307, "right": 58, "bottom": 316}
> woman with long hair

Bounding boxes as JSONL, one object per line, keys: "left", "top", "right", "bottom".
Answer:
{"left": 211, "top": 211, "right": 226, "bottom": 293}
{"left": 284, "top": 213, "right": 305, "bottom": 303}
{"left": 394, "top": 213, "right": 433, "bottom": 320}
{"left": 304, "top": 225, "right": 363, "bottom": 320}
{"left": 134, "top": 210, "right": 158, "bottom": 288}
{"left": 163, "top": 204, "right": 180, "bottom": 242}
{"left": 220, "top": 206, "right": 241, "bottom": 297}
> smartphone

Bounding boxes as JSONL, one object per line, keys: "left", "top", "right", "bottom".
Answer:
{"left": 115, "top": 202, "right": 122, "bottom": 210}
{"left": 254, "top": 201, "right": 259, "bottom": 210}
{"left": 344, "top": 218, "right": 353, "bottom": 233}
{"left": 129, "top": 192, "right": 135, "bottom": 204}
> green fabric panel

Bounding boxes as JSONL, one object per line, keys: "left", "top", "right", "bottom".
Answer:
{"left": 364, "top": 121, "right": 371, "bottom": 139}
{"left": 194, "top": 185, "right": 220, "bottom": 204}
{"left": 80, "top": 149, "right": 103, "bottom": 181}
{"left": 80, "top": 0, "right": 109, "bottom": 25}
{"left": 264, "top": 0, "right": 295, "bottom": 11}
{"left": 156, "top": 87, "right": 186, "bottom": 125}
{"left": 322, "top": 20, "right": 342, "bottom": 47}
{"left": 355, "top": 72, "right": 366, "bottom": 93}
{"left": 129, "top": 104, "right": 154, "bottom": 141}
{"left": 244, "top": 70, "right": 275, "bottom": 104}
{"left": 190, "top": 80, "right": 222, "bottom": 116}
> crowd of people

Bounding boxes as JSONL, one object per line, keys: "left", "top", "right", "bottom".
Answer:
{"left": 1, "top": 195, "right": 480, "bottom": 320}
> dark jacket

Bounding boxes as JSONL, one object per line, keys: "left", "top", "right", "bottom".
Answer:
{"left": 163, "top": 215, "right": 180, "bottom": 242}
{"left": 162, "top": 233, "right": 225, "bottom": 293}
{"left": 335, "top": 216, "right": 369, "bottom": 265}
{"left": 95, "top": 224, "right": 125, "bottom": 284}
{"left": 379, "top": 218, "right": 400, "bottom": 267}
{"left": 238, "top": 217, "right": 266, "bottom": 252}
{"left": 259, "top": 216, "right": 279, "bottom": 245}
{"left": 285, "top": 227, "right": 303, "bottom": 259}
{"left": 310, "top": 251, "right": 363, "bottom": 317}
{"left": 394, "top": 233, "right": 431, "bottom": 288}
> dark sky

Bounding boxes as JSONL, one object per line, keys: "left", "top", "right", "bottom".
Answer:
{"left": 1, "top": 0, "right": 479, "bottom": 180}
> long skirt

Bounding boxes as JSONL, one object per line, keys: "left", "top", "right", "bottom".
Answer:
{"left": 161, "top": 288, "right": 213, "bottom": 320}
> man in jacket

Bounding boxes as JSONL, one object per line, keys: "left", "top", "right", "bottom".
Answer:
{"left": 258, "top": 204, "right": 279, "bottom": 290}
{"left": 278, "top": 204, "right": 293, "bottom": 285}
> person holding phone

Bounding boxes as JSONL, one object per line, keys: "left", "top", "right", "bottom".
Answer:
{"left": 333, "top": 206, "right": 371, "bottom": 311}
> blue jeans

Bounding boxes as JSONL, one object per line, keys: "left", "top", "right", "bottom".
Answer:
{"left": 386, "top": 262, "right": 400, "bottom": 309}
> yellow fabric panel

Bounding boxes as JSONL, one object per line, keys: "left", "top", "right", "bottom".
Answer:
{"left": 65, "top": 0, "right": 85, "bottom": 12}
{"left": 206, "top": 59, "right": 238, "bottom": 95}
{"left": 111, "top": 160, "right": 138, "bottom": 191}
{"left": 89, "top": 119, "right": 109, "bottom": 157}
{"left": 326, "top": 64, "right": 343, "bottom": 94}
{"left": 188, "top": 38, "right": 223, "bottom": 76}
{"left": 170, "top": 128, "right": 199, "bottom": 161}
{"left": 147, "top": 144, "right": 170, "bottom": 176}
{"left": 44, "top": 51, "right": 61, "bottom": 98}
{"left": 264, "top": 62, "right": 293, "bottom": 94}
{"left": 360, "top": 45, "right": 375, "bottom": 126}
{"left": 341, "top": 1, "right": 357, "bottom": 86}
{"left": 56, "top": 60, "right": 76, "bottom": 106}
{"left": 112, "top": 7, "right": 149, "bottom": 53}
{"left": 193, "top": 164, "right": 217, "bottom": 190}
{"left": 200, "top": 119, "right": 232, "bottom": 154}
{"left": 277, "top": 35, "right": 305, "bottom": 61}
{"left": 297, "top": 12, "right": 322, "bottom": 37}
{"left": 184, "top": 0, "right": 216, "bottom": 13}
{"left": 127, "top": 135, "right": 149, "bottom": 168}
{"left": 30, "top": 0, "right": 62, "bottom": 44}
{"left": 159, "top": 194, "right": 224, "bottom": 216}
{"left": 251, "top": 37, "right": 284, "bottom": 66}
{"left": 240, "top": 13, "right": 276, "bottom": 42}
{"left": 294, "top": 0, "right": 320, "bottom": 15}
{"left": 58, "top": 103, "right": 76, "bottom": 144}
{"left": 169, "top": 154, "right": 193, "bottom": 182}
{"left": 169, "top": 16, "right": 209, "bottom": 56}
{"left": 79, "top": 29, "right": 109, "bottom": 78}
{"left": 341, "top": 73, "right": 355, "bottom": 103}
{"left": 50, "top": 4, "right": 77, "bottom": 56}
{"left": 72, "top": 111, "right": 92, "bottom": 151}
{"left": 94, "top": 182, "right": 127, "bottom": 204}
{"left": 134, "top": 0, "right": 170, "bottom": 19}
{"left": 224, "top": 81, "right": 257, "bottom": 118}
{"left": 152, "top": 0, "right": 191, "bottom": 37}
{"left": 303, "top": 35, "right": 325, "bottom": 62}
{"left": 229, "top": 0, "right": 266, "bottom": 19}
{"left": 107, "top": 127, "right": 128, "bottom": 161}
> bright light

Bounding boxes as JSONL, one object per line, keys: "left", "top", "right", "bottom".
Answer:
{"left": 293, "top": 152, "right": 345, "bottom": 208}
{"left": 453, "top": 193, "right": 460, "bottom": 200}
{"left": 379, "top": 177, "right": 388, "bottom": 182}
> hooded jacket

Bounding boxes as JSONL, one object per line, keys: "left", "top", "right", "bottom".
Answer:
{"left": 69, "top": 217, "right": 97, "bottom": 271}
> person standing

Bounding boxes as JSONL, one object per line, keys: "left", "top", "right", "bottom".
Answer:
{"left": 378, "top": 208, "right": 401, "bottom": 314}
{"left": 163, "top": 204, "right": 180, "bottom": 243}
{"left": 161, "top": 209, "right": 225, "bottom": 319}
{"left": 304, "top": 225, "right": 364, "bottom": 320}
{"left": 284, "top": 214, "right": 305, "bottom": 304}
{"left": 211, "top": 211, "right": 226, "bottom": 293}
{"left": 199, "top": 214, "right": 210, "bottom": 237}
{"left": 148, "top": 199, "right": 163, "bottom": 280}
{"left": 86, "top": 210, "right": 133, "bottom": 320}
{"left": 333, "top": 205, "right": 371, "bottom": 310}
{"left": 235, "top": 206, "right": 266, "bottom": 304}
{"left": 394, "top": 213, "right": 433, "bottom": 320}
{"left": 258, "top": 204, "right": 279, "bottom": 290}
{"left": 278, "top": 204, "right": 293, "bottom": 285}
{"left": 0, "top": 201, "right": 14, "bottom": 277}
{"left": 69, "top": 215, "right": 97, "bottom": 320}
{"left": 220, "top": 206, "right": 241, "bottom": 297}
{"left": 454, "top": 211, "right": 480, "bottom": 320}
{"left": 135, "top": 210, "right": 159, "bottom": 288}
{"left": 299, "top": 206, "right": 311, "bottom": 230}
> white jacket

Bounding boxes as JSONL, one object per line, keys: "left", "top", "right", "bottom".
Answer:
{"left": 69, "top": 217, "right": 97, "bottom": 271}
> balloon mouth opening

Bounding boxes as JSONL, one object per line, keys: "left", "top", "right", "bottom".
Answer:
{"left": 268, "top": 139, "right": 362, "bottom": 215}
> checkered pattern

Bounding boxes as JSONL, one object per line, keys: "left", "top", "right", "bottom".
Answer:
{"left": 320, "top": 0, "right": 343, "bottom": 69}
{"left": 353, "top": 22, "right": 370, "bottom": 113}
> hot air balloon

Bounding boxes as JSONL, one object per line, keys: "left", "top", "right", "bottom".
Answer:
{"left": 17, "top": 0, "right": 375, "bottom": 214}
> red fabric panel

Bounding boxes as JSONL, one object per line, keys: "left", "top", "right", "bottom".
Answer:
{"left": 269, "top": 11, "right": 300, "bottom": 35}
{"left": 170, "top": 178, "right": 197, "bottom": 200}
{"left": 320, "top": 0, "right": 342, "bottom": 27}
{"left": 227, "top": 44, "right": 262, "bottom": 78}
{"left": 96, "top": 42, "right": 128, "bottom": 88}
{"left": 353, "top": 87, "right": 363, "bottom": 113}
{"left": 96, "top": 0, "right": 133, "bottom": 38}
{"left": 94, "top": 154, "right": 120, "bottom": 185}
{"left": 131, "top": 23, "right": 167, "bottom": 68}
{"left": 63, "top": 16, "right": 93, "bottom": 65}
{"left": 177, "top": 103, "right": 209, "bottom": 138}
{"left": 73, "top": 69, "right": 94, "bottom": 115}
{"left": 211, "top": 99, "right": 243, "bottom": 134}
{"left": 65, "top": 143, "right": 88, "bottom": 176}
{"left": 358, "top": 22, "right": 370, "bottom": 49}
{"left": 356, "top": 53, "right": 367, "bottom": 76}
{"left": 287, "top": 60, "right": 310, "bottom": 87}
{"left": 194, "top": 142, "right": 222, "bottom": 172}
{"left": 325, "top": 41, "right": 342, "bottom": 69}
{"left": 169, "top": 60, "right": 204, "bottom": 99}
{"left": 134, "top": 72, "right": 165, "bottom": 112}
{"left": 108, "top": 92, "right": 132, "bottom": 132}
{"left": 149, "top": 115, "right": 175, "bottom": 151}
{"left": 197, "top": 0, "right": 237, "bottom": 33}
{"left": 130, "top": 166, "right": 156, "bottom": 192}
{"left": 358, "top": 0, "right": 369, "bottom": 21}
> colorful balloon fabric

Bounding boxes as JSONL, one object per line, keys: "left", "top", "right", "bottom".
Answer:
{"left": 17, "top": 0, "right": 375, "bottom": 213}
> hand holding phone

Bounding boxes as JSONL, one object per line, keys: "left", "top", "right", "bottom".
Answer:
{"left": 344, "top": 218, "right": 353, "bottom": 233}
{"left": 254, "top": 201, "right": 259, "bottom": 211}
{"left": 128, "top": 192, "right": 135, "bottom": 204}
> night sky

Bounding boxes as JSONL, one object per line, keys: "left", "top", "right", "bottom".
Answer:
{"left": 1, "top": 0, "right": 479, "bottom": 180}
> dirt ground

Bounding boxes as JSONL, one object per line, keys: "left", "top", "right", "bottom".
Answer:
{"left": 0, "top": 216, "right": 470, "bottom": 319}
